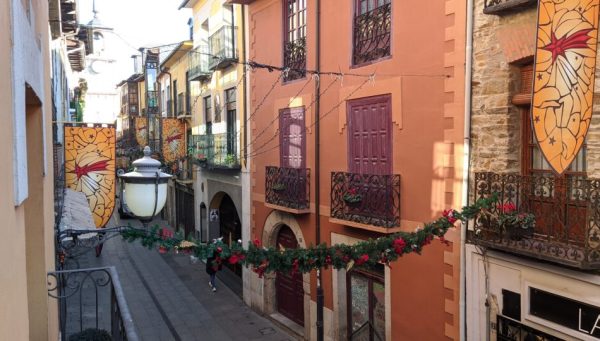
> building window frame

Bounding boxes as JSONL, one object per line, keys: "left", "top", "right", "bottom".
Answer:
{"left": 352, "top": 0, "right": 392, "bottom": 67}
{"left": 204, "top": 95, "right": 212, "bottom": 135}
{"left": 282, "top": 0, "right": 307, "bottom": 82}
{"left": 346, "top": 265, "right": 386, "bottom": 341}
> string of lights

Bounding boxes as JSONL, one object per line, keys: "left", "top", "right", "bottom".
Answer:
{"left": 241, "top": 76, "right": 314, "bottom": 156}
{"left": 245, "top": 76, "right": 371, "bottom": 160}
{"left": 243, "top": 76, "right": 339, "bottom": 157}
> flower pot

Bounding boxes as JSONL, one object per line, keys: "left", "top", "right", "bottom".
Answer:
{"left": 158, "top": 246, "right": 168, "bottom": 254}
{"left": 503, "top": 223, "right": 533, "bottom": 241}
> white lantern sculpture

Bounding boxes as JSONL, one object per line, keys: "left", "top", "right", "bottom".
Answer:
{"left": 119, "top": 146, "right": 171, "bottom": 225}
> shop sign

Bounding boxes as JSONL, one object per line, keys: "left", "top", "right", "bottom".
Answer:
{"left": 530, "top": 288, "right": 600, "bottom": 339}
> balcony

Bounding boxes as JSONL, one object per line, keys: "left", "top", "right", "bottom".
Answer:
{"left": 189, "top": 132, "right": 240, "bottom": 170}
{"left": 188, "top": 45, "right": 211, "bottom": 81}
{"left": 209, "top": 26, "right": 238, "bottom": 70}
{"left": 352, "top": 3, "right": 391, "bottom": 66}
{"left": 47, "top": 266, "right": 138, "bottom": 340}
{"left": 265, "top": 166, "right": 310, "bottom": 214}
{"left": 468, "top": 172, "right": 600, "bottom": 270}
{"left": 330, "top": 172, "right": 401, "bottom": 233}
{"left": 483, "top": 0, "right": 537, "bottom": 14}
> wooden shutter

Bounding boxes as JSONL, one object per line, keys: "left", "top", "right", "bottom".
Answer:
{"left": 279, "top": 107, "right": 306, "bottom": 169}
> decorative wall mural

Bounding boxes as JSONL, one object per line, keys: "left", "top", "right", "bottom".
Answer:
{"left": 532, "top": 0, "right": 599, "bottom": 174}
{"left": 161, "top": 118, "right": 186, "bottom": 163}
{"left": 65, "top": 124, "right": 116, "bottom": 228}
{"left": 135, "top": 117, "right": 148, "bottom": 147}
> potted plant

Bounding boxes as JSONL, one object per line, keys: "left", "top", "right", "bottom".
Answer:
{"left": 497, "top": 202, "right": 535, "bottom": 240}
{"left": 343, "top": 187, "right": 362, "bottom": 207}
{"left": 272, "top": 182, "right": 286, "bottom": 192}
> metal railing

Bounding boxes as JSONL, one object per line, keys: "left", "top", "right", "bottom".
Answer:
{"left": 469, "top": 172, "right": 600, "bottom": 270}
{"left": 47, "top": 266, "right": 139, "bottom": 341}
{"left": 352, "top": 3, "right": 391, "bottom": 65}
{"left": 188, "top": 44, "right": 211, "bottom": 81}
{"left": 265, "top": 166, "right": 310, "bottom": 210}
{"left": 188, "top": 132, "right": 240, "bottom": 169}
{"left": 209, "top": 25, "right": 238, "bottom": 70}
{"left": 283, "top": 37, "right": 306, "bottom": 81}
{"left": 330, "top": 171, "right": 401, "bottom": 228}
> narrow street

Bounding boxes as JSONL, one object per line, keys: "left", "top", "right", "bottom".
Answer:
{"left": 72, "top": 215, "right": 295, "bottom": 341}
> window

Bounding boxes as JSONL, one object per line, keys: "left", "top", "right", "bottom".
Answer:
{"left": 353, "top": 0, "right": 392, "bottom": 66}
{"left": 225, "top": 88, "right": 237, "bottom": 156}
{"left": 347, "top": 265, "right": 385, "bottom": 341}
{"left": 204, "top": 96, "right": 212, "bottom": 135}
{"left": 283, "top": 0, "right": 307, "bottom": 81}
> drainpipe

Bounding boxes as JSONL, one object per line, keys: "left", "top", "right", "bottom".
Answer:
{"left": 315, "top": 0, "right": 323, "bottom": 341}
{"left": 460, "top": 0, "right": 474, "bottom": 339}
{"left": 241, "top": 5, "right": 248, "bottom": 167}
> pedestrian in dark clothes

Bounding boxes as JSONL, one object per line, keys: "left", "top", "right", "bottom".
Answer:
{"left": 206, "top": 255, "right": 222, "bottom": 292}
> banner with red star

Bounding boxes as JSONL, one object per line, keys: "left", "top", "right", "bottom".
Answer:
{"left": 532, "top": 0, "right": 599, "bottom": 174}
{"left": 64, "top": 124, "right": 116, "bottom": 228}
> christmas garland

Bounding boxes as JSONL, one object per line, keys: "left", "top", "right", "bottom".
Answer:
{"left": 121, "top": 196, "right": 497, "bottom": 277}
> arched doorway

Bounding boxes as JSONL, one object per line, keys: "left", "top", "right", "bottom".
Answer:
{"left": 218, "top": 194, "right": 241, "bottom": 277}
{"left": 276, "top": 225, "right": 304, "bottom": 326}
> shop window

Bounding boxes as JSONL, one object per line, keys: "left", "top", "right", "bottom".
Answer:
{"left": 347, "top": 265, "right": 385, "bottom": 340}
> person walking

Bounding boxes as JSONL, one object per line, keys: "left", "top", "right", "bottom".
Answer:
{"left": 206, "top": 254, "right": 221, "bottom": 292}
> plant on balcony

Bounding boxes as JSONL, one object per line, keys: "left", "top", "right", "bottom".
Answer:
{"left": 272, "top": 182, "right": 286, "bottom": 191}
{"left": 224, "top": 154, "right": 237, "bottom": 166}
{"left": 496, "top": 202, "right": 535, "bottom": 240}
{"left": 343, "top": 187, "right": 362, "bottom": 204}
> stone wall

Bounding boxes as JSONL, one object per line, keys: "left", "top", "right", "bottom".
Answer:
{"left": 470, "top": 2, "right": 600, "bottom": 178}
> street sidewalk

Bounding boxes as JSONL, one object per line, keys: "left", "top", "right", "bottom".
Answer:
{"left": 73, "top": 214, "right": 296, "bottom": 341}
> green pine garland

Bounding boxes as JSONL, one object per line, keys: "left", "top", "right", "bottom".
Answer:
{"left": 121, "top": 195, "right": 497, "bottom": 277}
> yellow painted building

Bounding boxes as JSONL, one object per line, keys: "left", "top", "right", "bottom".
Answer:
{"left": 1, "top": 0, "right": 60, "bottom": 339}
{"left": 180, "top": 0, "right": 250, "bottom": 296}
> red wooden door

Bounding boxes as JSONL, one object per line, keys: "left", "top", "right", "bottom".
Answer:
{"left": 276, "top": 225, "right": 304, "bottom": 326}
{"left": 279, "top": 107, "right": 306, "bottom": 169}
{"left": 348, "top": 95, "right": 392, "bottom": 175}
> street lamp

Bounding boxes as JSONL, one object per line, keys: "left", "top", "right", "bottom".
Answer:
{"left": 119, "top": 146, "right": 171, "bottom": 226}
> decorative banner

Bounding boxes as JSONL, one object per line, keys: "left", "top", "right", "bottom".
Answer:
{"left": 65, "top": 125, "right": 116, "bottom": 228}
{"left": 161, "top": 118, "right": 186, "bottom": 163}
{"left": 532, "top": 0, "right": 599, "bottom": 174}
{"left": 135, "top": 117, "right": 148, "bottom": 147}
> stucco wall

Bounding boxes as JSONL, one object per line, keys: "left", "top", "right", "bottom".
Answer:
{"left": 0, "top": 0, "right": 58, "bottom": 340}
{"left": 248, "top": 0, "right": 466, "bottom": 339}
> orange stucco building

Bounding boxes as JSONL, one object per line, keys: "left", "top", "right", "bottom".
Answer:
{"left": 238, "top": 0, "right": 468, "bottom": 339}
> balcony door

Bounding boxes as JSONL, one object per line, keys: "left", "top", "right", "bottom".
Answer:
{"left": 517, "top": 64, "right": 587, "bottom": 244}
{"left": 279, "top": 107, "right": 305, "bottom": 169}
{"left": 346, "top": 95, "right": 392, "bottom": 220}
{"left": 347, "top": 95, "right": 392, "bottom": 175}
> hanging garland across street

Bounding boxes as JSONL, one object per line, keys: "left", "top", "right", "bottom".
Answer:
{"left": 121, "top": 196, "right": 497, "bottom": 277}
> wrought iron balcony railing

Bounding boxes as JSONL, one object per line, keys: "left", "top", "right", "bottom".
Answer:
{"left": 330, "top": 171, "right": 401, "bottom": 229}
{"left": 188, "top": 132, "right": 240, "bottom": 169}
{"left": 47, "top": 266, "right": 139, "bottom": 341}
{"left": 283, "top": 37, "right": 306, "bottom": 82}
{"left": 188, "top": 44, "right": 211, "bottom": 81}
{"left": 469, "top": 172, "right": 600, "bottom": 270}
{"left": 352, "top": 3, "right": 391, "bottom": 66}
{"left": 483, "top": 0, "right": 537, "bottom": 14}
{"left": 265, "top": 166, "right": 310, "bottom": 212}
{"left": 209, "top": 26, "right": 238, "bottom": 70}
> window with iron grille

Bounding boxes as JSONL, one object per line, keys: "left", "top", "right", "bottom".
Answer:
{"left": 353, "top": 0, "right": 392, "bottom": 66}
{"left": 283, "top": 0, "right": 307, "bottom": 82}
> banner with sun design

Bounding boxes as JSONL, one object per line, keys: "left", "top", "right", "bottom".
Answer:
{"left": 161, "top": 118, "right": 186, "bottom": 163}
{"left": 135, "top": 117, "right": 148, "bottom": 147}
{"left": 65, "top": 125, "right": 116, "bottom": 228}
{"left": 532, "top": 0, "right": 599, "bottom": 174}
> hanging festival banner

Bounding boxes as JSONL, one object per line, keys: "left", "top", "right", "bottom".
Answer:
{"left": 135, "top": 117, "right": 148, "bottom": 147}
{"left": 161, "top": 118, "right": 186, "bottom": 163}
{"left": 532, "top": 0, "right": 599, "bottom": 174}
{"left": 64, "top": 124, "right": 116, "bottom": 228}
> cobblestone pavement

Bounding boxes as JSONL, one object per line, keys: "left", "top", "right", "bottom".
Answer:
{"left": 72, "top": 215, "right": 296, "bottom": 341}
